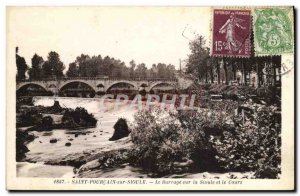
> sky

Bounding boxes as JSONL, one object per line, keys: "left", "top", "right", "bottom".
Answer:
{"left": 7, "top": 7, "right": 211, "bottom": 70}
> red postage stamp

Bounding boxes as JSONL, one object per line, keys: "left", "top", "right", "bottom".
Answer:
{"left": 211, "top": 9, "right": 251, "bottom": 57}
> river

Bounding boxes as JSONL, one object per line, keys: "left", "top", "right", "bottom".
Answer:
{"left": 18, "top": 96, "right": 138, "bottom": 178}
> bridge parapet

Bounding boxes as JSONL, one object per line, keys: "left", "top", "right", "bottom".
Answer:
{"left": 17, "top": 77, "right": 178, "bottom": 83}
{"left": 17, "top": 77, "right": 178, "bottom": 96}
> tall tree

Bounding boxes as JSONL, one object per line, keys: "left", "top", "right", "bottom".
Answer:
{"left": 16, "top": 54, "right": 28, "bottom": 81}
{"left": 216, "top": 58, "right": 221, "bottom": 84}
{"left": 185, "top": 35, "right": 210, "bottom": 82}
{"left": 49, "top": 51, "right": 65, "bottom": 78}
{"left": 42, "top": 51, "right": 65, "bottom": 79}
{"left": 76, "top": 54, "right": 90, "bottom": 77}
{"left": 209, "top": 57, "right": 215, "bottom": 83}
{"left": 42, "top": 61, "right": 52, "bottom": 78}
{"left": 166, "top": 64, "right": 176, "bottom": 78}
{"left": 129, "top": 60, "right": 136, "bottom": 78}
{"left": 28, "top": 54, "right": 44, "bottom": 80}
{"left": 157, "top": 63, "right": 167, "bottom": 78}
{"left": 135, "top": 63, "right": 147, "bottom": 78}
{"left": 66, "top": 62, "right": 79, "bottom": 77}
{"left": 150, "top": 64, "right": 158, "bottom": 78}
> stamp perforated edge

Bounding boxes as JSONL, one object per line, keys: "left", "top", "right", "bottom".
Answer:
{"left": 252, "top": 6, "right": 294, "bottom": 57}
{"left": 209, "top": 6, "right": 252, "bottom": 58}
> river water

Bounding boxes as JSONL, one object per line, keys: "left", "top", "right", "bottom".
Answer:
{"left": 18, "top": 97, "right": 139, "bottom": 178}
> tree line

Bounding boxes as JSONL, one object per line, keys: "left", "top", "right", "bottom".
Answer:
{"left": 185, "top": 35, "right": 281, "bottom": 87}
{"left": 16, "top": 51, "right": 177, "bottom": 81}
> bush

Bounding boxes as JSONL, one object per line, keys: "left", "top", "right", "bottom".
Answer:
{"left": 48, "top": 101, "right": 63, "bottom": 114}
{"left": 98, "top": 149, "right": 129, "bottom": 168}
{"left": 16, "top": 129, "right": 35, "bottom": 161}
{"left": 16, "top": 97, "right": 34, "bottom": 108}
{"left": 40, "top": 116, "right": 54, "bottom": 130}
{"left": 205, "top": 100, "right": 238, "bottom": 116}
{"left": 130, "top": 108, "right": 184, "bottom": 174}
{"left": 174, "top": 109, "right": 234, "bottom": 171}
{"left": 17, "top": 108, "right": 43, "bottom": 127}
{"left": 109, "top": 118, "right": 130, "bottom": 141}
{"left": 62, "top": 107, "right": 97, "bottom": 129}
{"left": 130, "top": 103, "right": 281, "bottom": 178}
{"left": 130, "top": 107, "right": 234, "bottom": 175}
{"left": 210, "top": 105, "right": 281, "bottom": 178}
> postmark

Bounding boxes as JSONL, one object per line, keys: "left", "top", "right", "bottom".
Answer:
{"left": 280, "top": 58, "right": 294, "bottom": 76}
{"left": 211, "top": 9, "right": 251, "bottom": 57}
{"left": 253, "top": 7, "right": 294, "bottom": 56}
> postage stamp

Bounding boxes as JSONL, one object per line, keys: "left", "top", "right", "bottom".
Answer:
{"left": 253, "top": 7, "right": 294, "bottom": 56}
{"left": 211, "top": 9, "right": 251, "bottom": 57}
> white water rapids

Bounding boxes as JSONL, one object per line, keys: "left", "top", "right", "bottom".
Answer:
{"left": 17, "top": 97, "right": 139, "bottom": 178}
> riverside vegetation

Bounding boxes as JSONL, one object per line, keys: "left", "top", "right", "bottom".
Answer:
{"left": 76, "top": 98, "right": 280, "bottom": 179}
{"left": 127, "top": 102, "right": 280, "bottom": 178}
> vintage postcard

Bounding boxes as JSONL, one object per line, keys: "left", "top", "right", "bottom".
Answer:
{"left": 6, "top": 6, "right": 295, "bottom": 191}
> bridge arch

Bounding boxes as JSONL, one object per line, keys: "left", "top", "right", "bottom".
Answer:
{"left": 17, "top": 82, "right": 47, "bottom": 91}
{"left": 16, "top": 82, "right": 51, "bottom": 96}
{"left": 148, "top": 81, "right": 176, "bottom": 92}
{"left": 105, "top": 81, "right": 138, "bottom": 92}
{"left": 58, "top": 81, "right": 96, "bottom": 97}
{"left": 59, "top": 81, "right": 96, "bottom": 91}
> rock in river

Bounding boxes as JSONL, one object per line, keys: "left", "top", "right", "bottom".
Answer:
{"left": 49, "top": 138, "right": 58, "bottom": 143}
{"left": 109, "top": 118, "right": 130, "bottom": 141}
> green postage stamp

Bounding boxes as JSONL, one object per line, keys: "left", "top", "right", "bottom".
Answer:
{"left": 253, "top": 7, "right": 294, "bottom": 56}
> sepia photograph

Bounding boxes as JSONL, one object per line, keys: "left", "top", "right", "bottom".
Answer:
{"left": 6, "top": 5, "right": 295, "bottom": 191}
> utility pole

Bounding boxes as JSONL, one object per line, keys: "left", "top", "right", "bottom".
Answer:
{"left": 179, "top": 59, "right": 182, "bottom": 75}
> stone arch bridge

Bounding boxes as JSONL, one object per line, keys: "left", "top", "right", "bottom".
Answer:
{"left": 16, "top": 77, "right": 178, "bottom": 96}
